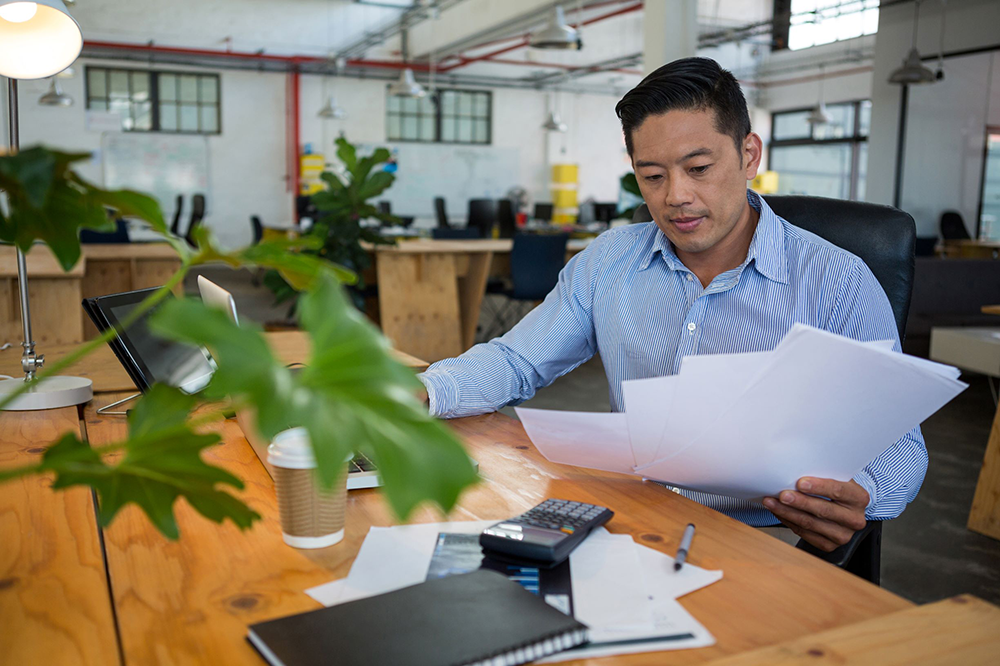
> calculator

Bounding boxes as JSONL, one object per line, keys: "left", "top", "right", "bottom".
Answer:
{"left": 479, "top": 499, "right": 614, "bottom": 566}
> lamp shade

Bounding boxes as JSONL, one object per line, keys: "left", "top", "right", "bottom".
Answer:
{"left": 387, "top": 68, "right": 426, "bottom": 98}
{"left": 542, "top": 110, "right": 568, "bottom": 132}
{"left": 0, "top": 0, "right": 83, "bottom": 80}
{"left": 38, "top": 76, "right": 71, "bottom": 105}
{"left": 529, "top": 6, "right": 581, "bottom": 50}
{"left": 888, "top": 48, "right": 937, "bottom": 85}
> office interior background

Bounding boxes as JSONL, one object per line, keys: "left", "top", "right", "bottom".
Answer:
{"left": 5, "top": 0, "right": 1000, "bottom": 606}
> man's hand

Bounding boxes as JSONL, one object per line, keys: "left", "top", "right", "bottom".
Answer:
{"left": 762, "top": 477, "right": 869, "bottom": 552}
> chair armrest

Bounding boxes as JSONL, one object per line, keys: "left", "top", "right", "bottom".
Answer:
{"left": 795, "top": 520, "right": 881, "bottom": 568}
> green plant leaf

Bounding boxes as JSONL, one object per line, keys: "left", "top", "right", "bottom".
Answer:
{"left": 38, "top": 385, "right": 260, "bottom": 539}
{"left": 335, "top": 137, "right": 358, "bottom": 173}
{"left": 357, "top": 170, "right": 395, "bottom": 201}
{"left": 151, "top": 277, "right": 479, "bottom": 520}
{"left": 621, "top": 171, "right": 642, "bottom": 197}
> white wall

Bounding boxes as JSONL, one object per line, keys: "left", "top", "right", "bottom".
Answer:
{"left": 867, "top": 0, "right": 1000, "bottom": 216}
{"left": 12, "top": 60, "right": 628, "bottom": 248}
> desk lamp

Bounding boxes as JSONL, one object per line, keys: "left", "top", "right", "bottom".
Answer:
{"left": 0, "top": 0, "right": 92, "bottom": 410}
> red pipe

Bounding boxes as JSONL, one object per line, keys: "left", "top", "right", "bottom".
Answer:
{"left": 291, "top": 70, "right": 300, "bottom": 207}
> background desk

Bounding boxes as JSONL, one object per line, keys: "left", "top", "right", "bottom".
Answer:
{"left": 372, "top": 238, "right": 590, "bottom": 363}
{"left": 3, "top": 374, "right": 920, "bottom": 664}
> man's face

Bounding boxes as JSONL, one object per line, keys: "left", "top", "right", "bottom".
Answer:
{"left": 630, "top": 108, "right": 761, "bottom": 256}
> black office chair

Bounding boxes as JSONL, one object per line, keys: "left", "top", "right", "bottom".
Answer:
{"left": 170, "top": 194, "right": 184, "bottom": 237}
{"left": 184, "top": 194, "right": 206, "bottom": 248}
{"left": 593, "top": 202, "right": 619, "bottom": 224}
{"left": 534, "top": 202, "right": 554, "bottom": 223}
{"left": 434, "top": 197, "right": 451, "bottom": 229}
{"left": 634, "top": 195, "right": 917, "bottom": 585}
{"left": 468, "top": 199, "right": 498, "bottom": 239}
{"left": 80, "top": 218, "right": 130, "bottom": 244}
{"left": 480, "top": 234, "right": 569, "bottom": 340}
{"left": 378, "top": 201, "right": 392, "bottom": 216}
{"left": 250, "top": 215, "right": 264, "bottom": 245}
{"left": 939, "top": 210, "right": 970, "bottom": 240}
{"left": 432, "top": 227, "right": 481, "bottom": 240}
{"left": 497, "top": 199, "right": 517, "bottom": 239}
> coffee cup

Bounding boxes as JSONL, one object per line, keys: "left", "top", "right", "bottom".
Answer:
{"left": 267, "top": 427, "right": 349, "bottom": 549}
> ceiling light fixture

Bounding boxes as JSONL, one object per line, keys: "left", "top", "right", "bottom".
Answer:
{"left": 38, "top": 76, "right": 72, "bottom": 106}
{"left": 889, "top": 0, "right": 936, "bottom": 85}
{"left": 807, "top": 64, "right": 831, "bottom": 126}
{"left": 529, "top": 5, "right": 582, "bottom": 50}
{"left": 388, "top": 28, "right": 426, "bottom": 98}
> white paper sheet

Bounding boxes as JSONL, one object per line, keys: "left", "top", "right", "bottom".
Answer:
{"left": 515, "top": 408, "right": 634, "bottom": 474}
{"left": 622, "top": 376, "right": 678, "bottom": 468}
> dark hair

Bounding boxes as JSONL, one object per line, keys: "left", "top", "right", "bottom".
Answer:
{"left": 615, "top": 57, "right": 751, "bottom": 157}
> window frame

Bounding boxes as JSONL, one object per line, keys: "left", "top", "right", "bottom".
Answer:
{"left": 768, "top": 99, "right": 870, "bottom": 201}
{"left": 772, "top": 0, "right": 880, "bottom": 53}
{"left": 84, "top": 65, "right": 222, "bottom": 136}
{"left": 385, "top": 87, "right": 492, "bottom": 145}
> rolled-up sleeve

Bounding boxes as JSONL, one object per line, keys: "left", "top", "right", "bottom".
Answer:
{"left": 826, "top": 259, "right": 929, "bottom": 519}
{"left": 419, "top": 237, "right": 606, "bottom": 419}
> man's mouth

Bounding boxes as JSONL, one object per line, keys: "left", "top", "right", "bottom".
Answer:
{"left": 670, "top": 216, "right": 705, "bottom": 232}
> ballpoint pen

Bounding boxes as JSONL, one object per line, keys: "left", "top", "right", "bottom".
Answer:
{"left": 674, "top": 523, "right": 696, "bottom": 571}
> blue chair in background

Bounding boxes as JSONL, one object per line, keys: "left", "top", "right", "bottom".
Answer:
{"left": 80, "top": 218, "right": 130, "bottom": 244}
{"left": 432, "top": 227, "right": 481, "bottom": 240}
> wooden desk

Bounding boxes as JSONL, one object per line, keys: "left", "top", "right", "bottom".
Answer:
{"left": 371, "top": 238, "right": 592, "bottom": 363}
{"left": 704, "top": 595, "right": 1000, "bottom": 665}
{"left": 969, "top": 308, "right": 1000, "bottom": 541}
{"left": 941, "top": 239, "right": 1000, "bottom": 259}
{"left": 0, "top": 331, "right": 429, "bottom": 393}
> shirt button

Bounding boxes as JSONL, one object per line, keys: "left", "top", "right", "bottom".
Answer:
{"left": 686, "top": 274, "right": 693, "bottom": 281}
{"left": 687, "top": 322, "right": 696, "bottom": 333}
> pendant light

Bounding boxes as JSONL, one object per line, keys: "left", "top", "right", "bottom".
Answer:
{"left": 388, "top": 28, "right": 426, "bottom": 98}
{"left": 807, "top": 65, "right": 831, "bottom": 126}
{"left": 38, "top": 76, "right": 72, "bottom": 106}
{"left": 529, "top": 5, "right": 582, "bottom": 50}
{"left": 318, "top": 94, "right": 346, "bottom": 119}
{"left": 888, "top": 0, "right": 936, "bottom": 85}
{"left": 542, "top": 93, "right": 568, "bottom": 132}
{"left": 0, "top": 0, "right": 83, "bottom": 79}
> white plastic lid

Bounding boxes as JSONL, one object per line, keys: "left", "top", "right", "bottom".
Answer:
{"left": 268, "top": 427, "right": 315, "bottom": 469}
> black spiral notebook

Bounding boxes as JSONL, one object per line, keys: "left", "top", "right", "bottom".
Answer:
{"left": 247, "top": 570, "right": 588, "bottom": 666}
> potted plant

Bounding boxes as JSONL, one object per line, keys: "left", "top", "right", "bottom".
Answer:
{"left": 266, "top": 137, "right": 399, "bottom": 315}
{"left": 0, "top": 146, "right": 478, "bottom": 539}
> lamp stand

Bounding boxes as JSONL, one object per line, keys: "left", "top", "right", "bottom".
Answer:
{"left": 0, "top": 78, "right": 92, "bottom": 411}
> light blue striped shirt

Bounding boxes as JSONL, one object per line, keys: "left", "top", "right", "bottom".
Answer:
{"left": 420, "top": 190, "right": 927, "bottom": 526}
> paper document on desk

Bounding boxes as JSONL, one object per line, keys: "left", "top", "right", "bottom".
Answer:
{"left": 517, "top": 325, "right": 967, "bottom": 500}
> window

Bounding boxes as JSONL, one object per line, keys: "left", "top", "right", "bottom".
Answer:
{"left": 979, "top": 130, "right": 1000, "bottom": 241}
{"left": 386, "top": 89, "right": 491, "bottom": 145}
{"left": 768, "top": 100, "right": 870, "bottom": 200}
{"left": 775, "top": 0, "right": 879, "bottom": 51}
{"left": 86, "top": 66, "right": 221, "bottom": 134}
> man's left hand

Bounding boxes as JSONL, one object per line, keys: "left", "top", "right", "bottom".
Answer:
{"left": 763, "top": 477, "right": 869, "bottom": 552}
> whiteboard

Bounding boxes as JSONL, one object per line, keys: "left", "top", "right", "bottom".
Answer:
{"left": 378, "top": 143, "right": 520, "bottom": 218}
{"left": 101, "top": 133, "right": 211, "bottom": 221}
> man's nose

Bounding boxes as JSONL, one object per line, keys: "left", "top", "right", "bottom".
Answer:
{"left": 663, "top": 178, "right": 694, "bottom": 210}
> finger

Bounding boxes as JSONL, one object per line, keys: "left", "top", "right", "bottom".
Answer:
{"left": 774, "top": 516, "right": 840, "bottom": 552}
{"left": 763, "top": 496, "right": 855, "bottom": 546}
{"left": 797, "top": 477, "right": 868, "bottom": 508}
{"left": 777, "top": 490, "right": 867, "bottom": 532}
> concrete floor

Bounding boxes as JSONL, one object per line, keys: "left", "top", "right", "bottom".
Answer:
{"left": 192, "top": 266, "right": 1000, "bottom": 606}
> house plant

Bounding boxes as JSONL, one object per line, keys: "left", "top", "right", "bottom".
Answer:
{"left": 0, "top": 146, "right": 478, "bottom": 539}
{"left": 266, "top": 136, "right": 398, "bottom": 313}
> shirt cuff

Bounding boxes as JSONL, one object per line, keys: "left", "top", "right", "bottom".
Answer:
{"left": 852, "top": 469, "right": 879, "bottom": 516}
{"left": 417, "top": 369, "right": 461, "bottom": 418}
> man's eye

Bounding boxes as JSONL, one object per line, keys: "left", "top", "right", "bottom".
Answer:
{"left": 644, "top": 174, "right": 663, "bottom": 182}
{"left": 690, "top": 165, "right": 711, "bottom": 174}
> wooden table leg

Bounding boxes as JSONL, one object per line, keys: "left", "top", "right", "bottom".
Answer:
{"left": 457, "top": 251, "right": 493, "bottom": 350}
{"left": 376, "top": 253, "right": 463, "bottom": 363}
{"left": 968, "top": 396, "right": 1000, "bottom": 540}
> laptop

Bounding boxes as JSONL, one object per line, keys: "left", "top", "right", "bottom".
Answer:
{"left": 196, "top": 276, "right": 382, "bottom": 489}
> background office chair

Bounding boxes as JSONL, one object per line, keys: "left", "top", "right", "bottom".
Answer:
{"left": 434, "top": 197, "right": 451, "bottom": 229}
{"left": 634, "top": 195, "right": 917, "bottom": 585}
{"left": 939, "top": 210, "right": 971, "bottom": 241}
{"left": 468, "top": 198, "right": 498, "bottom": 239}
{"left": 480, "top": 233, "right": 569, "bottom": 340}
{"left": 184, "top": 193, "right": 206, "bottom": 248}
{"left": 432, "top": 227, "right": 481, "bottom": 240}
{"left": 593, "top": 202, "right": 618, "bottom": 224}
{"left": 534, "top": 202, "right": 553, "bottom": 223}
{"left": 169, "top": 194, "right": 184, "bottom": 237}
{"left": 80, "top": 218, "right": 130, "bottom": 244}
{"left": 378, "top": 201, "right": 392, "bottom": 216}
{"left": 250, "top": 215, "right": 264, "bottom": 245}
{"left": 497, "top": 199, "right": 517, "bottom": 239}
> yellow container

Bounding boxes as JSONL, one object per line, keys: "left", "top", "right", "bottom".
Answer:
{"left": 551, "top": 164, "right": 578, "bottom": 183}
{"left": 751, "top": 170, "right": 779, "bottom": 194}
{"left": 552, "top": 188, "right": 577, "bottom": 208}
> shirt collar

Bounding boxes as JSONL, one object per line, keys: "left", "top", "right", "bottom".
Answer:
{"left": 638, "top": 189, "right": 789, "bottom": 285}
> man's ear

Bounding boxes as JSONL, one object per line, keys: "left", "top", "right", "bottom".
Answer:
{"left": 743, "top": 132, "right": 763, "bottom": 181}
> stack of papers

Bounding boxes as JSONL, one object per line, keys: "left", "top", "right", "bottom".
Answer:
{"left": 517, "top": 324, "right": 967, "bottom": 499}
{"left": 306, "top": 522, "right": 722, "bottom": 660}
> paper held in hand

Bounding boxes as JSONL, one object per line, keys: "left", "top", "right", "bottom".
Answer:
{"left": 516, "top": 324, "right": 967, "bottom": 500}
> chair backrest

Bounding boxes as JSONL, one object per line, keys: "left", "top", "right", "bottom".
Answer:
{"left": 534, "top": 202, "right": 553, "bottom": 222}
{"left": 378, "top": 201, "right": 392, "bottom": 216}
{"left": 186, "top": 194, "right": 206, "bottom": 246}
{"left": 170, "top": 194, "right": 184, "bottom": 236}
{"left": 468, "top": 199, "right": 498, "bottom": 238}
{"left": 497, "top": 199, "right": 517, "bottom": 239}
{"left": 434, "top": 197, "right": 450, "bottom": 229}
{"left": 632, "top": 195, "right": 916, "bottom": 340}
{"left": 939, "top": 210, "right": 970, "bottom": 240}
{"left": 432, "top": 227, "right": 481, "bottom": 240}
{"left": 80, "top": 218, "right": 130, "bottom": 244}
{"left": 250, "top": 215, "right": 264, "bottom": 244}
{"left": 510, "top": 233, "right": 570, "bottom": 301}
{"left": 594, "top": 202, "right": 618, "bottom": 224}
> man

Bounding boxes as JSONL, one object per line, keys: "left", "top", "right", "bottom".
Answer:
{"left": 419, "top": 57, "right": 927, "bottom": 552}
